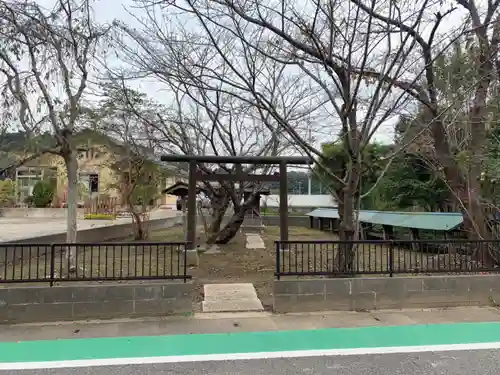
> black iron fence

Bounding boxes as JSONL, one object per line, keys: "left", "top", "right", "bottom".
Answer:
{"left": 275, "top": 239, "right": 500, "bottom": 279}
{"left": 0, "top": 242, "right": 191, "bottom": 285}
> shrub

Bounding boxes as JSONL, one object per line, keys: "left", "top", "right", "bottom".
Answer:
{"left": 32, "top": 180, "right": 54, "bottom": 208}
{"left": 84, "top": 213, "right": 116, "bottom": 220}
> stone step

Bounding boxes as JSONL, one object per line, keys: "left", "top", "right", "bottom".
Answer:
{"left": 202, "top": 283, "right": 264, "bottom": 313}
{"left": 202, "top": 299, "right": 264, "bottom": 313}
{"left": 245, "top": 233, "right": 266, "bottom": 249}
{"left": 204, "top": 283, "right": 258, "bottom": 301}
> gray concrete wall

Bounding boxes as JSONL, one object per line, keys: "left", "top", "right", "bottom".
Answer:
{"left": 273, "top": 275, "right": 500, "bottom": 313}
{"left": 261, "top": 215, "right": 310, "bottom": 227}
{"left": 0, "top": 208, "right": 85, "bottom": 219}
{"left": 218, "top": 215, "right": 309, "bottom": 228}
{"left": 0, "top": 282, "right": 193, "bottom": 324}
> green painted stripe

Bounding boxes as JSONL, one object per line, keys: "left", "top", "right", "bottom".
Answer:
{"left": 1, "top": 322, "right": 500, "bottom": 363}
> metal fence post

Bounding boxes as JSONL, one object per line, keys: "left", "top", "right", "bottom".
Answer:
{"left": 183, "top": 242, "right": 189, "bottom": 283}
{"left": 275, "top": 241, "right": 281, "bottom": 280}
{"left": 49, "top": 244, "right": 56, "bottom": 287}
{"left": 389, "top": 241, "right": 394, "bottom": 278}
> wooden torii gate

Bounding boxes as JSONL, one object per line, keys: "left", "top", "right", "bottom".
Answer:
{"left": 159, "top": 155, "right": 313, "bottom": 249}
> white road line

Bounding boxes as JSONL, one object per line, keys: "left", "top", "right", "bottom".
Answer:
{"left": 2, "top": 342, "right": 500, "bottom": 370}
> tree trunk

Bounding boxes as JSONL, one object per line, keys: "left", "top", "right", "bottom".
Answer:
{"left": 334, "top": 184, "right": 357, "bottom": 274}
{"left": 214, "top": 208, "right": 246, "bottom": 244}
{"left": 464, "top": 53, "right": 495, "bottom": 263}
{"left": 63, "top": 151, "right": 78, "bottom": 272}
{"left": 208, "top": 209, "right": 225, "bottom": 233}
{"left": 334, "top": 155, "right": 360, "bottom": 275}
{"left": 209, "top": 193, "right": 257, "bottom": 244}
{"left": 131, "top": 211, "right": 146, "bottom": 240}
{"left": 206, "top": 194, "right": 230, "bottom": 242}
{"left": 206, "top": 209, "right": 227, "bottom": 244}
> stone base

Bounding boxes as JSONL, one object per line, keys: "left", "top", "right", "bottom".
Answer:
{"left": 240, "top": 225, "right": 265, "bottom": 234}
{"left": 185, "top": 250, "right": 199, "bottom": 267}
{"left": 202, "top": 299, "right": 264, "bottom": 312}
{"left": 245, "top": 233, "right": 265, "bottom": 250}
{"left": 202, "top": 283, "right": 264, "bottom": 313}
{"left": 203, "top": 245, "right": 222, "bottom": 254}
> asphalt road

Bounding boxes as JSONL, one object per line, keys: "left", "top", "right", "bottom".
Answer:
{"left": 7, "top": 349, "right": 500, "bottom": 375}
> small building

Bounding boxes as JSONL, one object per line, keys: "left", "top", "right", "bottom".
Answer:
{"left": 0, "top": 130, "right": 185, "bottom": 207}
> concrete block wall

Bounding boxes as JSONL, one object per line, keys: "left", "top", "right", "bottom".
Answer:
{"left": 261, "top": 215, "right": 310, "bottom": 227}
{"left": 273, "top": 275, "right": 500, "bottom": 313}
{"left": 0, "top": 282, "right": 193, "bottom": 324}
{"left": 217, "top": 215, "right": 310, "bottom": 229}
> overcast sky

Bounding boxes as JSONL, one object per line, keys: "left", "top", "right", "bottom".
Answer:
{"left": 31, "top": 0, "right": 474, "bottom": 148}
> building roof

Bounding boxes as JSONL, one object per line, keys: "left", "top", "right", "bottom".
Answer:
{"left": 162, "top": 181, "right": 203, "bottom": 196}
{"left": 306, "top": 208, "right": 463, "bottom": 231}
{"left": 163, "top": 181, "right": 271, "bottom": 196}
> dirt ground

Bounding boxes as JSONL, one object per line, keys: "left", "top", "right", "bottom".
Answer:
{"left": 189, "top": 226, "right": 339, "bottom": 310}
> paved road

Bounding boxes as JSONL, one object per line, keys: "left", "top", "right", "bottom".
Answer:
{"left": 7, "top": 350, "right": 500, "bottom": 374}
{"left": 3, "top": 321, "right": 500, "bottom": 374}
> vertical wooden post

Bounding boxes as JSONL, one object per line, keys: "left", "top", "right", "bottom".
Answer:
{"left": 279, "top": 161, "right": 288, "bottom": 244}
{"left": 382, "top": 225, "right": 394, "bottom": 240}
{"left": 187, "top": 161, "right": 197, "bottom": 250}
{"left": 409, "top": 228, "right": 421, "bottom": 252}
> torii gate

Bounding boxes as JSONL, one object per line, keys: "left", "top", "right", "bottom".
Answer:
{"left": 159, "top": 155, "right": 313, "bottom": 249}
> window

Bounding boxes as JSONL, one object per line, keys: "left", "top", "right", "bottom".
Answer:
{"left": 89, "top": 174, "right": 99, "bottom": 193}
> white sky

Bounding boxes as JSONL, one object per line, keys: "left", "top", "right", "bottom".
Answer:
{"left": 28, "top": 0, "right": 481, "bottom": 150}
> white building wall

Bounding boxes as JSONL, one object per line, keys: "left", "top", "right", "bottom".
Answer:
{"left": 261, "top": 194, "right": 336, "bottom": 208}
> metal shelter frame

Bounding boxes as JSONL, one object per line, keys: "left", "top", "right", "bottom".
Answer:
{"left": 160, "top": 155, "right": 313, "bottom": 249}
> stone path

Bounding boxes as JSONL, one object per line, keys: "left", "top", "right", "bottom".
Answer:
{"left": 202, "top": 283, "right": 264, "bottom": 313}
{"left": 245, "top": 233, "right": 265, "bottom": 249}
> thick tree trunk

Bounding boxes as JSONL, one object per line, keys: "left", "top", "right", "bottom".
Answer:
{"left": 207, "top": 194, "right": 229, "bottom": 235}
{"left": 334, "top": 154, "right": 361, "bottom": 274}
{"left": 214, "top": 208, "right": 246, "bottom": 244}
{"left": 63, "top": 151, "right": 78, "bottom": 272}
{"left": 206, "top": 194, "right": 232, "bottom": 244}
{"left": 426, "top": 32, "right": 497, "bottom": 264}
{"left": 206, "top": 208, "right": 228, "bottom": 245}
{"left": 334, "top": 183, "right": 357, "bottom": 274}
{"left": 131, "top": 211, "right": 146, "bottom": 240}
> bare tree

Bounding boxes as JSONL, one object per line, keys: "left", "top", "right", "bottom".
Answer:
{"left": 122, "top": 0, "right": 438, "bottom": 271}
{"left": 112, "top": 16, "right": 307, "bottom": 242}
{"left": 0, "top": 0, "right": 108, "bottom": 267}
{"left": 344, "top": 0, "right": 500, "bottom": 263}
{"left": 131, "top": 80, "right": 290, "bottom": 244}
{"left": 93, "top": 84, "right": 170, "bottom": 240}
